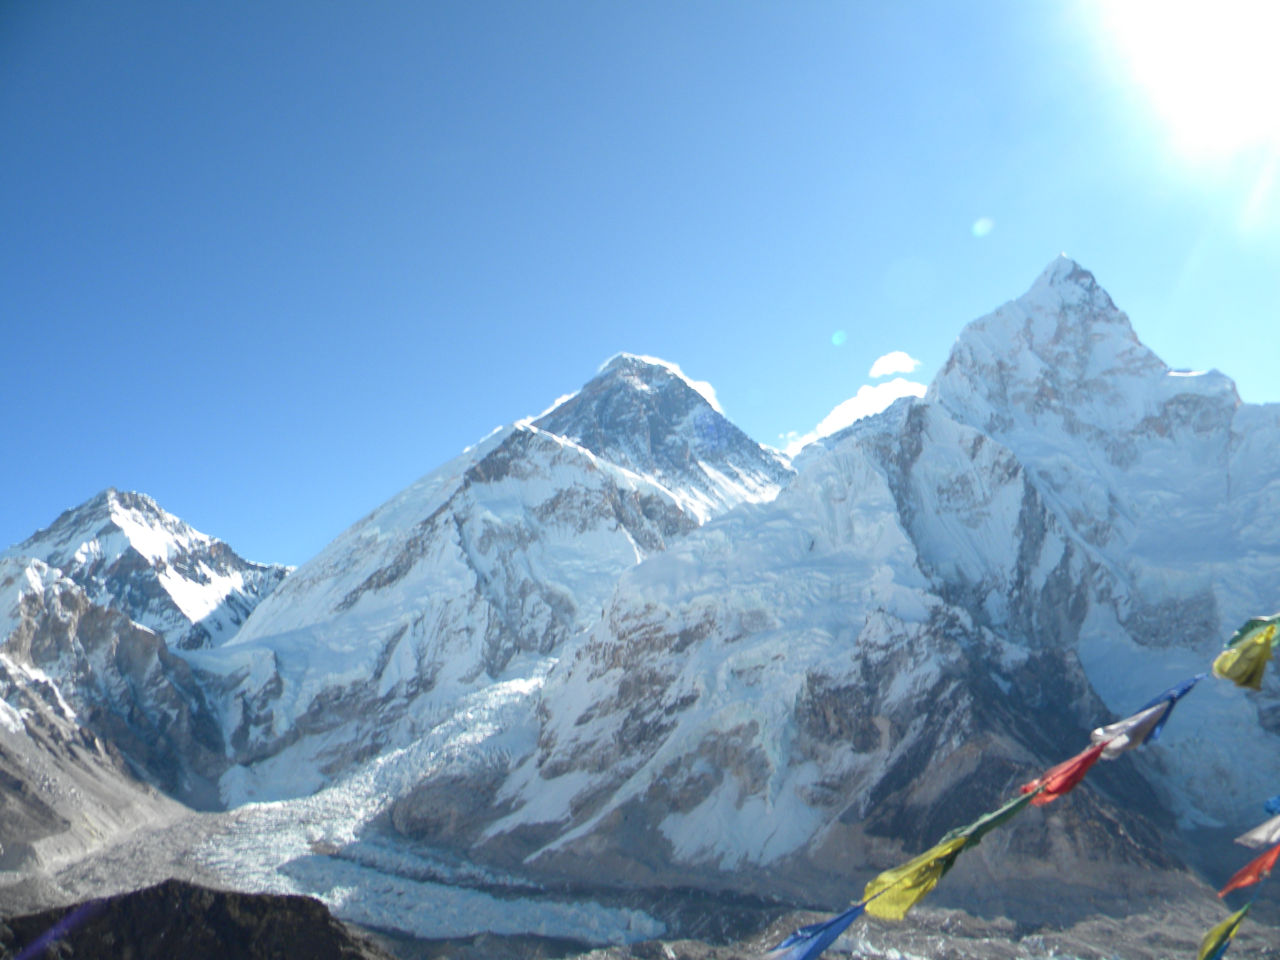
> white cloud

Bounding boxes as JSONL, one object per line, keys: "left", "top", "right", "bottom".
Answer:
{"left": 679, "top": 372, "right": 722, "bottom": 414}
{"left": 783, "top": 378, "right": 926, "bottom": 456}
{"left": 869, "top": 351, "right": 921, "bottom": 379}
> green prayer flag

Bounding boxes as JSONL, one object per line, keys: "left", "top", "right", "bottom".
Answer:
{"left": 941, "top": 791, "right": 1036, "bottom": 847}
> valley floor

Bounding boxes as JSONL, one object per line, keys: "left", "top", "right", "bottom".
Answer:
{"left": 5, "top": 803, "right": 1279, "bottom": 960}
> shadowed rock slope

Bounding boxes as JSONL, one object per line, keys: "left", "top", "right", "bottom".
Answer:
{"left": 0, "top": 878, "right": 395, "bottom": 960}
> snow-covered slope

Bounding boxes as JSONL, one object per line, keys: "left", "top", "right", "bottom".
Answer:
{"left": 929, "top": 256, "right": 1275, "bottom": 587}
{"left": 5, "top": 489, "right": 290, "bottom": 650}
{"left": 930, "top": 257, "right": 1244, "bottom": 567}
{"left": 207, "top": 357, "right": 793, "bottom": 803}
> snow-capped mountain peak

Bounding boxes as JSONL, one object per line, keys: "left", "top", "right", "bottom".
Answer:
{"left": 597, "top": 352, "right": 725, "bottom": 412}
{"left": 924, "top": 257, "right": 1275, "bottom": 748}
{"left": 928, "top": 256, "right": 1185, "bottom": 440}
{"left": 537, "top": 353, "right": 726, "bottom": 449}
{"left": 5, "top": 488, "right": 289, "bottom": 649}
{"left": 534, "top": 354, "right": 793, "bottom": 521}
{"left": 10, "top": 265, "right": 1280, "bottom": 947}
{"left": 928, "top": 255, "right": 1244, "bottom": 481}
{"left": 1028, "top": 253, "right": 1113, "bottom": 304}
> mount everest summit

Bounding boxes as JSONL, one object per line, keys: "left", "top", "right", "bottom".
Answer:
{"left": 3, "top": 256, "right": 1280, "bottom": 947}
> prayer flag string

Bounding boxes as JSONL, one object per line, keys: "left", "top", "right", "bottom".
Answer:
{"left": 764, "top": 613, "right": 1278, "bottom": 960}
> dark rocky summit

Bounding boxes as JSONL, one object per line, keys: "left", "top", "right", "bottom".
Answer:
{"left": 0, "top": 878, "right": 395, "bottom": 960}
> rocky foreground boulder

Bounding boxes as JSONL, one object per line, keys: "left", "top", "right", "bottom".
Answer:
{"left": 0, "top": 878, "right": 395, "bottom": 960}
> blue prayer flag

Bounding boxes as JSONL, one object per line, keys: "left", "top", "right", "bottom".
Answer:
{"left": 768, "top": 901, "right": 868, "bottom": 960}
{"left": 1136, "top": 674, "right": 1203, "bottom": 743}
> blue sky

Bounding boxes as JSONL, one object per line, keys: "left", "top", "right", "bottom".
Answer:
{"left": 2, "top": 1, "right": 1277, "bottom": 565}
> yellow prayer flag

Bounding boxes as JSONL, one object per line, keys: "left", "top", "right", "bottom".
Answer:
{"left": 1212, "top": 620, "right": 1277, "bottom": 691}
{"left": 1197, "top": 905, "right": 1250, "bottom": 960}
{"left": 862, "top": 835, "right": 968, "bottom": 921}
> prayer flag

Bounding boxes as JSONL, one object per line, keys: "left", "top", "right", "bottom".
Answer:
{"left": 1133, "top": 674, "right": 1202, "bottom": 743}
{"left": 1218, "top": 842, "right": 1280, "bottom": 898}
{"left": 1213, "top": 616, "right": 1279, "bottom": 691}
{"left": 863, "top": 835, "right": 968, "bottom": 920}
{"left": 1091, "top": 675, "right": 1203, "bottom": 758}
{"left": 767, "top": 901, "right": 869, "bottom": 960}
{"left": 1019, "top": 742, "right": 1106, "bottom": 806}
{"left": 1235, "top": 814, "right": 1280, "bottom": 850}
{"left": 1197, "top": 905, "right": 1250, "bottom": 960}
{"left": 860, "top": 794, "right": 1035, "bottom": 923}
{"left": 941, "top": 792, "right": 1036, "bottom": 847}
{"left": 1091, "top": 702, "right": 1169, "bottom": 759}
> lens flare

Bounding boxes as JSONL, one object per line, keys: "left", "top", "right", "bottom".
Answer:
{"left": 971, "top": 217, "right": 994, "bottom": 238}
{"left": 1095, "top": 0, "right": 1280, "bottom": 161}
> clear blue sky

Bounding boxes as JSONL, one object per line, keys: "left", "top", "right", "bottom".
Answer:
{"left": 3, "top": 1, "right": 1277, "bottom": 565}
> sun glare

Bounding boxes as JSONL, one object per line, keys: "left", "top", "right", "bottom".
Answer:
{"left": 1097, "top": 0, "right": 1280, "bottom": 161}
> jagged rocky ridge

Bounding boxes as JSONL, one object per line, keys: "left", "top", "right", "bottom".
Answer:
{"left": 3, "top": 262, "right": 1279, "bottom": 947}
{"left": 461, "top": 401, "right": 1179, "bottom": 913}
{"left": 6, "top": 489, "right": 290, "bottom": 651}
{"left": 0, "top": 354, "right": 794, "bottom": 898}
{"left": 0, "top": 490, "right": 291, "bottom": 818}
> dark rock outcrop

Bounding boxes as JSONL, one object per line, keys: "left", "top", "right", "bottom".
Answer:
{"left": 0, "top": 879, "right": 396, "bottom": 960}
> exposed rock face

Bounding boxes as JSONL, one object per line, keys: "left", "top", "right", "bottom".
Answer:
{"left": 0, "top": 702, "right": 169, "bottom": 878}
{"left": 0, "top": 491, "right": 280, "bottom": 865}
{"left": 0, "top": 878, "right": 396, "bottom": 960}
{"left": 389, "top": 763, "right": 509, "bottom": 849}
{"left": 0, "top": 596, "right": 181, "bottom": 878}
{"left": 927, "top": 256, "right": 1280, "bottom": 819}
{"left": 206, "top": 425, "right": 705, "bottom": 800}
{"left": 364, "top": 259, "right": 1277, "bottom": 925}
{"left": 5, "top": 488, "right": 289, "bottom": 651}
{"left": 0, "top": 558, "right": 226, "bottom": 809}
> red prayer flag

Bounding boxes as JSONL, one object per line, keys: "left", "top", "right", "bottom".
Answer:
{"left": 1219, "top": 842, "right": 1280, "bottom": 898}
{"left": 1019, "top": 742, "right": 1107, "bottom": 806}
